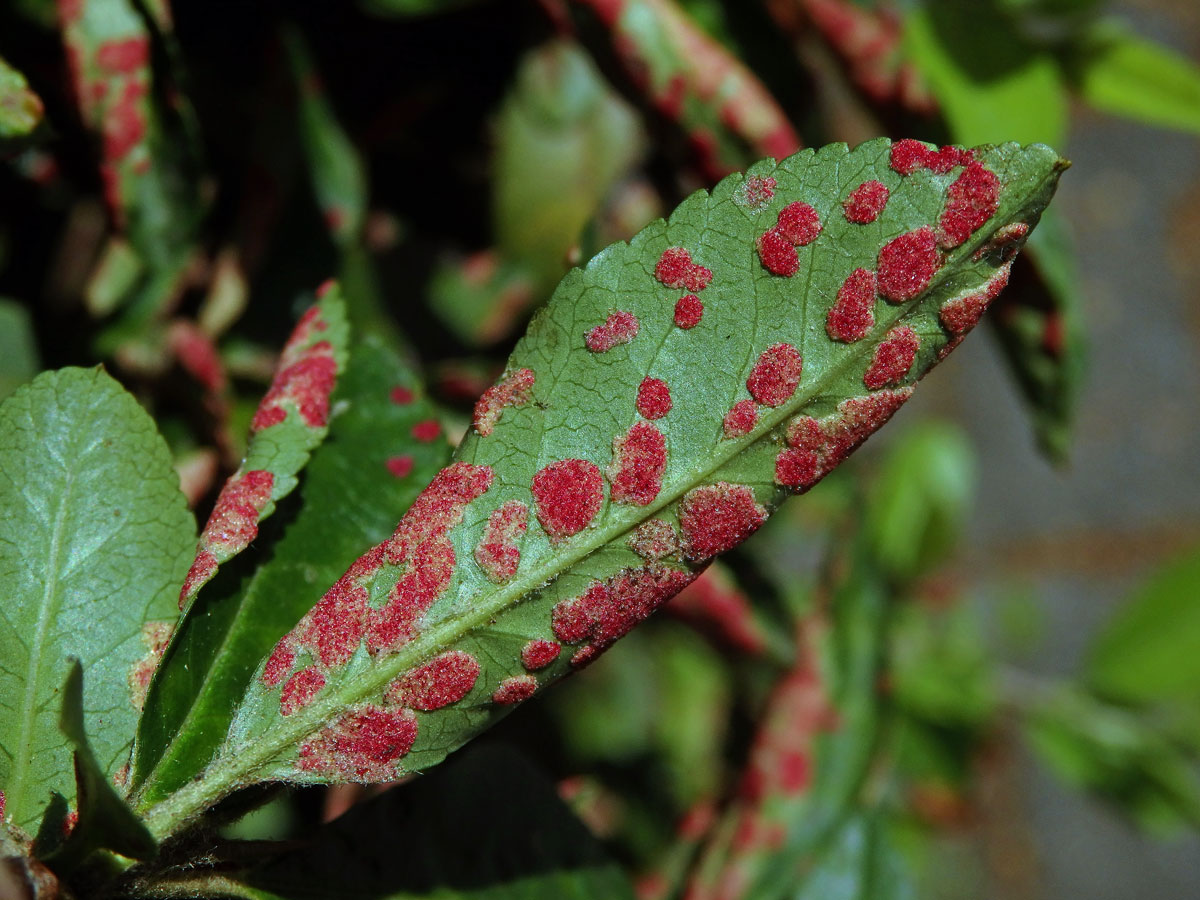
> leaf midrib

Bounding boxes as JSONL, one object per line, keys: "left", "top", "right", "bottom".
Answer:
{"left": 139, "top": 159, "right": 1059, "bottom": 840}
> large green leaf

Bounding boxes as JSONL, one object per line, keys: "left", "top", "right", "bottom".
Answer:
{"left": 0, "top": 367, "right": 194, "bottom": 833}
{"left": 138, "top": 138, "right": 1064, "bottom": 841}
{"left": 131, "top": 336, "right": 450, "bottom": 806}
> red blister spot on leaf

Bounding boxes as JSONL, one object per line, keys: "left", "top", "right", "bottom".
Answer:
{"left": 679, "top": 483, "right": 766, "bottom": 562}
{"left": 96, "top": 37, "right": 150, "bottom": 74}
{"left": 474, "top": 500, "right": 528, "bottom": 583}
{"left": 938, "top": 263, "right": 1012, "bottom": 358}
{"left": 674, "top": 294, "right": 704, "bottom": 329}
{"left": 263, "top": 640, "right": 295, "bottom": 687}
{"left": 474, "top": 368, "right": 536, "bottom": 436}
{"left": 492, "top": 675, "right": 539, "bottom": 705}
{"left": 843, "top": 180, "right": 890, "bottom": 224}
{"left": 864, "top": 326, "right": 919, "bottom": 389}
{"left": 387, "top": 650, "right": 480, "bottom": 711}
{"left": 586, "top": 311, "right": 640, "bottom": 352}
{"left": 735, "top": 174, "right": 777, "bottom": 209}
{"left": 775, "top": 447, "right": 820, "bottom": 490}
{"left": 202, "top": 470, "right": 274, "bottom": 556}
{"left": 757, "top": 227, "right": 799, "bottom": 277}
{"left": 609, "top": 422, "right": 667, "bottom": 506}
{"left": 787, "top": 390, "right": 913, "bottom": 489}
{"left": 532, "top": 459, "right": 604, "bottom": 541}
{"left": 747, "top": 343, "right": 803, "bottom": 407}
{"left": 178, "top": 550, "right": 217, "bottom": 608}
{"left": 939, "top": 161, "right": 1001, "bottom": 248}
{"left": 655, "top": 247, "right": 713, "bottom": 292}
{"left": 776, "top": 201, "right": 822, "bottom": 246}
{"left": 636, "top": 377, "right": 672, "bottom": 420}
{"left": 877, "top": 226, "right": 941, "bottom": 302}
{"left": 826, "top": 267, "right": 877, "bottom": 342}
{"left": 521, "top": 639, "right": 562, "bottom": 671}
{"left": 390, "top": 386, "right": 414, "bottom": 405}
{"left": 628, "top": 519, "right": 679, "bottom": 560}
{"left": 298, "top": 705, "right": 418, "bottom": 782}
{"left": 890, "top": 139, "right": 971, "bottom": 175}
{"left": 280, "top": 667, "right": 326, "bottom": 716}
{"left": 723, "top": 399, "right": 758, "bottom": 438}
{"left": 411, "top": 419, "right": 442, "bottom": 443}
{"left": 251, "top": 315, "right": 338, "bottom": 432}
{"left": 128, "top": 620, "right": 173, "bottom": 711}
{"left": 386, "top": 455, "right": 414, "bottom": 479}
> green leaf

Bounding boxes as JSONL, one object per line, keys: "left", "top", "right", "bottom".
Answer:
{"left": 40, "top": 662, "right": 155, "bottom": 870}
{"left": 176, "top": 289, "right": 349, "bottom": 611}
{"left": 0, "top": 56, "right": 43, "bottom": 140}
{"left": 788, "top": 814, "right": 914, "bottom": 900}
{"left": 904, "top": 0, "right": 1068, "bottom": 148}
{"left": 132, "top": 336, "right": 452, "bottom": 806}
{"left": 0, "top": 367, "right": 194, "bottom": 832}
{"left": 140, "top": 138, "right": 1064, "bottom": 842}
{"left": 1085, "top": 548, "right": 1200, "bottom": 704}
{"left": 1065, "top": 21, "right": 1200, "bottom": 135}
{"left": 0, "top": 299, "right": 39, "bottom": 401}
{"left": 215, "top": 744, "right": 635, "bottom": 900}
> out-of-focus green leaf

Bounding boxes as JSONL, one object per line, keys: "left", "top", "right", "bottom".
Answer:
{"left": 40, "top": 663, "right": 156, "bottom": 870}
{"left": 1065, "top": 21, "right": 1200, "bottom": 135}
{"left": 0, "top": 367, "right": 194, "bottom": 832}
{"left": 0, "top": 300, "right": 38, "bottom": 400}
{"left": 227, "top": 744, "right": 637, "bottom": 900}
{"left": 904, "top": 0, "right": 1068, "bottom": 148}
{"left": 789, "top": 814, "right": 914, "bottom": 900}
{"left": 0, "top": 56, "right": 43, "bottom": 139}
{"left": 132, "top": 335, "right": 451, "bottom": 806}
{"left": 1085, "top": 548, "right": 1200, "bottom": 705}
{"left": 864, "top": 422, "right": 975, "bottom": 581}
{"left": 139, "top": 139, "right": 1063, "bottom": 843}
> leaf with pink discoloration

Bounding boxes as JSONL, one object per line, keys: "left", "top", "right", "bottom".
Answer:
{"left": 135, "top": 140, "right": 1062, "bottom": 842}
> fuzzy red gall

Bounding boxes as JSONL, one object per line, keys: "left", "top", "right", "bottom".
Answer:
{"left": 939, "top": 161, "right": 1001, "bottom": 248}
{"left": 280, "top": 667, "right": 326, "bottom": 716}
{"left": 636, "top": 377, "right": 672, "bottom": 420}
{"left": 826, "top": 267, "right": 877, "bottom": 342}
{"left": 723, "top": 399, "right": 758, "bottom": 438}
{"left": 877, "top": 226, "right": 941, "bottom": 303}
{"left": 628, "top": 519, "right": 679, "bottom": 560}
{"left": 775, "top": 447, "right": 821, "bottom": 490}
{"left": 655, "top": 247, "right": 713, "bottom": 292}
{"left": 178, "top": 550, "right": 218, "bottom": 608}
{"left": 531, "top": 458, "right": 604, "bottom": 541}
{"left": 96, "top": 37, "right": 150, "bottom": 74}
{"left": 387, "top": 650, "right": 480, "bottom": 711}
{"left": 262, "top": 640, "right": 295, "bottom": 687}
{"left": 843, "top": 180, "right": 890, "bottom": 224}
{"left": 679, "top": 483, "right": 767, "bottom": 562}
{"left": 521, "top": 639, "right": 562, "bottom": 671}
{"left": 864, "top": 326, "right": 920, "bottom": 389}
{"left": 938, "top": 264, "right": 1012, "bottom": 357}
{"left": 735, "top": 174, "right": 777, "bottom": 209}
{"left": 295, "top": 576, "right": 369, "bottom": 668}
{"left": 473, "top": 368, "right": 535, "bottom": 436}
{"left": 411, "top": 419, "right": 442, "bottom": 443}
{"left": 492, "top": 675, "right": 539, "bottom": 705}
{"left": 298, "top": 706, "right": 418, "bottom": 782}
{"left": 251, "top": 347, "right": 338, "bottom": 431}
{"left": 386, "top": 455, "right": 414, "bottom": 479}
{"left": 756, "top": 227, "right": 799, "bottom": 277}
{"left": 390, "top": 385, "right": 414, "bottom": 405}
{"left": 586, "top": 310, "right": 640, "bottom": 353}
{"left": 890, "top": 139, "right": 972, "bottom": 175}
{"left": 776, "top": 201, "right": 822, "bottom": 246}
{"left": 674, "top": 294, "right": 704, "bottom": 329}
{"left": 609, "top": 422, "right": 667, "bottom": 506}
{"left": 203, "top": 469, "right": 274, "bottom": 554}
{"left": 747, "top": 343, "right": 803, "bottom": 407}
{"left": 474, "top": 500, "right": 528, "bottom": 583}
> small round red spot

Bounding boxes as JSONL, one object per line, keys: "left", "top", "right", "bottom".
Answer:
{"left": 298, "top": 706, "right": 418, "bottom": 781}
{"left": 877, "top": 227, "right": 941, "bottom": 303}
{"left": 280, "top": 667, "right": 325, "bottom": 716}
{"left": 386, "top": 455, "right": 414, "bottom": 478}
{"left": 411, "top": 419, "right": 442, "bottom": 443}
{"left": 757, "top": 227, "right": 799, "bottom": 277}
{"left": 532, "top": 459, "right": 604, "bottom": 541}
{"left": 747, "top": 343, "right": 803, "bottom": 407}
{"left": 864, "top": 326, "right": 919, "bottom": 390}
{"left": 608, "top": 421, "right": 667, "bottom": 506}
{"left": 390, "top": 386, "right": 414, "bottom": 405}
{"left": 775, "top": 447, "right": 820, "bottom": 490}
{"left": 474, "top": 500, "right": 528, "bottom": 583}
{"left": 826, "top": 268, "right": 877, "bottom": 343}
{"left": 843, "top": 180, "right": 890, "bottom": 224}
{"left": 492, "top": 675, "right": 539, "bottom": 705}
{"left": 388, "top": 650, "right": 480, "bottom": 711}
{"left": 674, "top": 294, "right": 704, "bottom": 329}
{"left": 521, "top": 639, "right": 561, "bottom": 671}
{"left": 679, "top": 483, "right": 767, "bottom": 561}
{"left": 723, "top": 399, "right": 758, "bottom": 438}
{"left": 939, "top": 160, "right": 1001, "bottom": 248}
{"left": 636, "top": 377, "right": 672, "bottom": 420}
{"left": 655, "top": 247, "right": 713, "bottom": 292}
{"left": 736, "top": 174, "right": 777, "bottom": 209}
{"left": 776, "top": 201, "right": 822, "bottom": 246}
{"left": 890, "top": 139, "right": 932, "bottom": 175}
{"left": 586, "top": 310, "right": 640, "bottom": 352}
{"left": 473, "top": 368, "right": 536, "bottom": 436}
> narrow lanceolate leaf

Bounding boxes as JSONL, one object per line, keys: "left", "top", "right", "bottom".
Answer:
{"left": 176, "top": 287, "right": 349, "bottom": 612}
{"left": 143, "top": 138, "right": 1064, "bottom": 840}
{"left": 132, "top": 337, "right": 451, "bottom": 806}
{"left": 570, "top": 0, "right": 801, "bottom": 178}
{"left": 0, "top": 368, "right": 194, "bottom": 833}
{"left": 0, "top": 56, "right": 44, "bottom": 139}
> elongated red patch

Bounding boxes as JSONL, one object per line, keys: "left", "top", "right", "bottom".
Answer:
{"left": 843, "top": 180, "right": 890, "bottom": 224}
{"left": 939, "top": 160, "right": 1001, "bottom": 248}
{"left": 826, "top": 268, "right": 877, "bottom": 342}
{"left": 298, "top": 705, "right": 418, "bottom": 781}
{"left": 387, "top": 650, "right": 480, "bottom": 711}
{"left": 747, "top": 343, "right": 803, "bottom": 407}
{"left": 202, "top": 469, "right": 275, "bottom": 557}
{"left": 863, "top": 326, "right": 919, "bottom": 389}
{"left": 474, "top": 500, "right": 528, "bottom": 582}
{"left": 890, "top": 139, "right": 972, "bottom": 175}
{"left": 679, "top": 483, "right": 766, "bottom": 561}
{"left": 280, "top": 667, "right": 326, "bottom": 716}
{"left": 877, "top": 227, "right": 940, "bottom": 302}
{"left": 586, "top": 311, "right": 640, "bottom": 352}
{"left": 532, "top": 458, "right": 604, "bottom": 541}
{"left": 636, "top": 377, "right": 672, "bottom": 420}
{"left": 609, "top": 422, "right": 667, "bottom": 506}
{"left": 474, "top": 368, "right": 535, "bottom": 436}
{"left": 938, "top": 263, "right": 1012, "bottom": 358}
{"left": 492, "top": 675, "right": 539, "bottom": 705}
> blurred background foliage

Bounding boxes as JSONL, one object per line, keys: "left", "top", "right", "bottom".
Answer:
{"left": 2, "top": 0, "right": 1199, "bottom": 897}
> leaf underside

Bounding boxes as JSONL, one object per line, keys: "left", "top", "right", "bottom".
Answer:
{"left": 152, "top": 138, "right": 1064, "bottom": 830}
